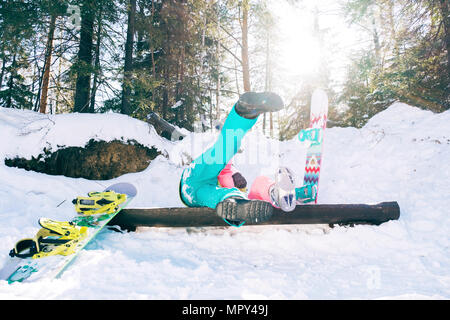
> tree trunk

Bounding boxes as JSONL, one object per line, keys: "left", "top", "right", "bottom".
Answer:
{"left": 372, "top": 15, "right": 381, "bottom": 64}
{"left": 175, "top": 52, "right": 182, "bottom": 124}
{"left": 55, "top": 27, "right": 63, "bottom": 114}
{"left": 162, "top": 81, "right": 168, "bottom": 119}
{"left": 264, "top": 33, "right": 272, "bottom": 136}
{"left": 234, "top": 50, "right": 240, "bottom": 95}
{"left": 241, "top": 1, "right": 251, "bottom": 92}
{"left": 74, "top": 1, "right": 95, "bottom": 113}
{"left": 216, "top": 24, "right": 221, "bottom": 120}
{"left": 198, "top": 14, "right": 207, "bottom": 129}
{"left": 5, "top": 54, "right": 16, "bottom": 108}
{"left": 270, "top": 111, "right": 273, "bottom": 137}
{"left": 33, "top": 65, "right": 43, "bottom": 112}
{"left": 150, "top": 0, "right": 156, "bottom": 77}
{"left": 121, "top": 0, "right": 137, "bottom": 115}
{"left": 136, "top": 1, "right": 144, "bottom": 59}
{"left": 39, "top": 14, "right": 57, "bottom": 114}
{"left": 31, "top": 42, "right": 38, "bottom": 111}
{"left": 90, "top": 8, "right": 103, "bottom": 112}
{"left": 0, "top": 50, "right": 6, "bottom": 90}
{"left": 440, "top": 0, "right": 450, "bottom": 77}
{"left": 387, "top": 0, "right": 398, "bottom": 57}
{"left": 161, "top": 24, "right": 171, "bottom": 120}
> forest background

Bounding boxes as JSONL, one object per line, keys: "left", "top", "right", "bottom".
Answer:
{"left": 0, "top": 0, "right": 448, "bottom": 139}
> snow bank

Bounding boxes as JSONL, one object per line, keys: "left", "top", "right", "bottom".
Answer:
{"left": 0, "top": 103, "right": 449, "bottom": 299}
{"left": 0, "top": 108, "right": 163, "bottom": 158}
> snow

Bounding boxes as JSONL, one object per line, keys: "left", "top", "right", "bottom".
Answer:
{"left": 171, "top": 100, "right": 184, "bottom": 109}
{"left": 0, "top": 102, "right": 449, "bottom": 299}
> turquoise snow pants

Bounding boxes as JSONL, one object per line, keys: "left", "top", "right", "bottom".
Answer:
{"left": 179, "top": 105, "right": 257, "bottom": 208}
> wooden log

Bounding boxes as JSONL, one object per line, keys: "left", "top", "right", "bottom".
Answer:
{"left": 109, "top": 202, "right": 400, "bottom": 230}
{"left": 146, "top": 112, "right": 186, "bottom": 141}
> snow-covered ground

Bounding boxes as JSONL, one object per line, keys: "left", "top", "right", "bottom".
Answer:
{"left": 0, "top": 103, "right": 449, "bottom": 299}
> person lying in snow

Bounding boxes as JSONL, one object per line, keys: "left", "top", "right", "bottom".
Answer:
{"left": 179, "top": 92, "right": 297, "bottom": 226}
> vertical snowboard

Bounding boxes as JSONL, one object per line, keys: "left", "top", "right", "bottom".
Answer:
{"left": 297, "top": 89, "right": 328, "bottom": 204}
{"left": 0, "top": 182, "right": 137, "bottom": 284}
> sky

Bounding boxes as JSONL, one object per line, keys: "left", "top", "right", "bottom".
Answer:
{"left": 268, "top": 0, "right": 370, "bottom": 93}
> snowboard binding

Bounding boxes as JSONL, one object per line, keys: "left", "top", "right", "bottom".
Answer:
{"left": 72, "top": 190, "right": 127, "bottom": 216}
{"left": 9, "top": 218, "right": 87, "bottom": 259}
{"left": 295, "top": 184, "right": 317, "bottom": 204}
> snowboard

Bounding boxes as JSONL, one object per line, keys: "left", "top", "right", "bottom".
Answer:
{"left": 297, "top": 89, "right": 328, "bottom": 204}
{"left": 0, "top": 182, "right": 137, "bottom": 284}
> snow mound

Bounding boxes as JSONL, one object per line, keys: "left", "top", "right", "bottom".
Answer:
{"left": 0, "top": 104, "right": 449, "bottom": 299}
{"left": 365, "top": 102, "right": 449, "bottom": 142}
{"left": 0, "top": 107, "right": 168, "bottom": 160}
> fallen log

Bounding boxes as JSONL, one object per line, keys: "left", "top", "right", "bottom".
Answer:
{"left": 109, "top": 202, "right": 400, "bottom": 231}
{"left": 146, "top": 112, "right": 186, "bottom": 141}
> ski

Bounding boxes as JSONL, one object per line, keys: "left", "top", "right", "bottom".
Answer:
{"left": 1, "top": 182, "right": 137, "bottom": 284}
{"left": 297, "top": 89, "right": 328, "bottom": 204}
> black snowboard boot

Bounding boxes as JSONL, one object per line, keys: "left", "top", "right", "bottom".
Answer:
{"left": 216, "top": 197, "right": 273, "bottom": 225}
{"left": 235, "top": 92, "right": 284, "bottom": 119}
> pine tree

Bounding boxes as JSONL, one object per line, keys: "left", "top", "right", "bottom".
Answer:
{"left": 340, "top": 0, "right": 449, "bottom": 124}
{"left": 121, "top": 0, "right": 136, "bottom": 116}
{"left": 0, "top": 0, "right": 38, "bottom": 109}
{"left": 73, "top": 0, "right": 96, "bottom": 113}
{"left": 38, "top": 0, "right": 69, "bottom": 114}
